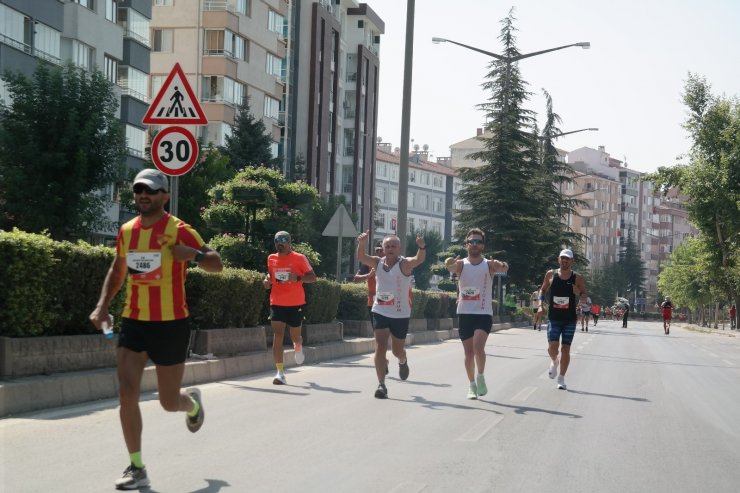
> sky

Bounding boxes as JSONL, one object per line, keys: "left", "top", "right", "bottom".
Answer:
{"left": 368, "top": 0, "right": 740, "bottom": 173}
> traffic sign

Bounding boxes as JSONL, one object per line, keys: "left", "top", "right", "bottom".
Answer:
{"left": 150, "top": 126, "right": 199, "bottom": 176}
{"left": 143, "top": 63, "right": 208, "bottom": 125}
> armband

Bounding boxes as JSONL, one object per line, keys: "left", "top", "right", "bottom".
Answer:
{"left": 538, "top": 294, "right": 545, "bottom": 301}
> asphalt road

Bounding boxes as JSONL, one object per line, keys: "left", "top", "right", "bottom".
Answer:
{"left": 2, "top": 319, "right": 739, "bottom": 493}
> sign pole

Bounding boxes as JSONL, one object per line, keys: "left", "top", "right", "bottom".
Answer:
{"left": 336, "top": 212, "right": 343, "bottom": 282}
{"left": 170, "top": 176, "right": 178, "bottom": 216}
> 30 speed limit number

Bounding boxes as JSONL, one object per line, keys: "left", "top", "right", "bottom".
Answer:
{"left": 151, "top": 126, "right": 199, "bottom": 176}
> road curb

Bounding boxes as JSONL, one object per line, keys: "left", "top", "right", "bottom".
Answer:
{"left": 0, "top": 322, "right": 526, "bottom": 418}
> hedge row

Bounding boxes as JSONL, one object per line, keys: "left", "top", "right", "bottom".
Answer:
{"left": 0, "top": 230, "right": 454, "bottom": 337}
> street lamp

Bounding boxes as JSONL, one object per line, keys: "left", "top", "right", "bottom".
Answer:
{"left": 431, "top": 37, "right": 590, "bottom": 62}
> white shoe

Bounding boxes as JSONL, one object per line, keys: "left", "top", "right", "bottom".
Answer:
{"left": 476, "top": 374, "right": 488, "bottom": 396}
{"left": 467, "top": 382, "right": 478, "bottom": 400}
{"left": 294, "top": 344, "right": 305, "bottom": 365}
{"left": 548, "top": 359, "right": 558, "bottom": 379}
{"left": 557, "top": 375, "right": 567, "bottom": 390}
{"left": 273, "top": 371, "right": 287, "bottom": 385}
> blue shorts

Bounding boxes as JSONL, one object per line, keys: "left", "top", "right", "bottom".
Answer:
{"left": 547, "top": 319, "right": 577, "bottom": 345}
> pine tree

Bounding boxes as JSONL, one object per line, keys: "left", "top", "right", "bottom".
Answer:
{"left": 222, "top": 99, "right": 276, "bottom": 169}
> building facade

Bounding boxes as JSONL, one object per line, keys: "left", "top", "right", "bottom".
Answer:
{"left": 0, "top": 0, "right": 151, "bottom": 244}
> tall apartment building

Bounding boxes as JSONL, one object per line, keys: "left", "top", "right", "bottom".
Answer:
{"left": 150, "top": 0, "right": 286, "bottom": 158}
{"left": 0, "top": 0, "right": 151, "bottom": 244}
{"left": 290, "top": 0, "right": 383, "bottom": 239}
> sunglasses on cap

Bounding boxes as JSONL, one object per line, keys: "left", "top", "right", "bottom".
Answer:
{"left": 274, "top": 237, "right": 290, "bottom": 243}
{"left": 133, "top": 184, "right": 163, "bottom": 195}
{"left": 466, "top": 239, "right": 484, "bottom": 245}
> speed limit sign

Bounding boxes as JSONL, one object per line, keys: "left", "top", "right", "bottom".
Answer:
{"left": 151, "top": 126, "right": 199, "bottom": 176}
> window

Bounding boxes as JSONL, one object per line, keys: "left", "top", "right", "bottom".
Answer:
{"left": 105, "top": 0, "right": 117, "bottom": 22}
{"left": 204, "top": 29, "right": 224, "bottom": 55}
{"left": 268, "top": 10, "right": 284, "bottom": 35}
{"left": 72, "top": 40, "right": 93, "bottom": 71}
{"left": 263, "top": 95, "right": 280, "bottom": 120}
{"left": 150, "top": 75, "right": 166, "bottom": 98}
{"left": 125, "top": 125, "right": 145, "bottom": 157}
{"left": 200, "top": 122, "right": 233, "bottom": 147}
{"left": 266, "top": 53, "right": 282, "bottom": 78}
{"left": 0, "top": 79, "right": 10, "bottom": 106}
{"left": 408, "top": 192, "right": 415, "bottom": 208}
{"left": 0, "top": 4, "right": 25, "bottom": 50}
{"left": 420, "top": 194, "right": 429, "bottom": 210}
{"left": 390, "top": 189, "right": 398, "bottom": 205}
{"left": 34, "top": 22, "right": 61, "bottom": 63}
{"left": 201, "top": 76, "right": 244, "bottom": 106}
{"left": 236, "top": 0, "right": 250, "bottom": 15}
{"left": 432, "top": 197, "right": 442, "bottom": 212}
{"left": 153, "top": 29, "right": 173, "bottom": 52}
{"left": 391, "top": 167, "right": 398, "bottom": 181}
{"left": 119, "top": 8, "right": 150, "bottom": 46}
{"left": 375, "top": 188, "right": 386, "bottom": 202}
{"left": 433, "top": 176, "right": 443, "bottom": 188}
{"left": 378, "top": 163, "right": 388, "bottom": 178}
{"left": 118, "top": 66, "right": 148, "bottom": 101}
{"left": 409, "top": 170, "right": 415, "bottom": 183}
{"left": 419, "top": 219, "right": 428, "bottom": 231}
{"left": 378, "top": 212, "right": 386, "bottom": 229}
{"left": 74, "top": 0, "right": 95, "bottom": 9}
{"left": 204, "top": 29, "right": 245, "bottom": 59}
{"left": 154, "top": 0, "right": 173, "bottom": 5}
{"left": 104, "top": 55, "right": 119, "bottom": 84}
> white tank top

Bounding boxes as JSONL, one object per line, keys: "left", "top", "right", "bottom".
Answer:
{"left": 372, "top": 256, "right": 412, "bottom": 318}
{"left": 456, "top": 258, "right": 493, "bottom": 315}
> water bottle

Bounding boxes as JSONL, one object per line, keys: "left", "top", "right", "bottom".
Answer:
{"left": 101, "top": 315, "right": 115, "bottom": 339}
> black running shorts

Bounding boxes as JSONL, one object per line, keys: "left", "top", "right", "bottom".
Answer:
{"left": 118, "top": 317, "right": 192, "bottom": 366}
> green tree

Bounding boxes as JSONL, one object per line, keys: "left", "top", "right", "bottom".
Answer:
{"left": 645, "top": 74, "right": 740, "bottom": 312}
{"left": 617, "top": 229, "right": 646, "bottom": 303}
{"left": 658, "top": 237, "right": 713, "bottom": 314}
{"left": 222, "top": 99, "right": 276, "bottom": 169}
{"left": 455, "top": 10, "right": 568, "bottom": 288}
{"left": 404, "top": 229, "right": 443, "bottom": 290}
{"left": 0, "top": 63, "right": 125, "bottom": 239}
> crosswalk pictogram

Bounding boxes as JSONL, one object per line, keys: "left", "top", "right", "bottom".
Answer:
{"left": 143, "top": 63, "right": 208, "bottom": 125}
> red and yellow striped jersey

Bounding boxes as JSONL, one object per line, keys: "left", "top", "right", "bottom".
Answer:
{"left": 117, "top": 213, "right": 204, "bottom": 321}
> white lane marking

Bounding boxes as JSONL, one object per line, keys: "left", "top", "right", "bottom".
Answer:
{"left": 511, "top": 386, "right": 537, "bottom": 402}
{"left": 707, "top": 352, "right": 719, "bottom": 358}
{"left": 389, "top": 482, "right": 427, "bottom": 493}
{"left": 456, "top": 415, "right": 504, "bottom": 442}
{"left": 722, "top": 360, "right": 734, "bottom": 366}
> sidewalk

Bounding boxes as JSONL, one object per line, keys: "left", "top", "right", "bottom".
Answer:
{"left": 0, "top": 321, "right": 527, "bottom": 418}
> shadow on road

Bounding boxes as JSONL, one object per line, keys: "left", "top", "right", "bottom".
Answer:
{"left": 405, "top": 395, "right": 503, "bottom": 413}
{"left": 141, "top": 478, "right": 230, "bottom": 493}
{"left": 484, "top": 400, "right": 582, "bottom": 419}
{"left": 221, "top": 382, "right": 310, "bottom": 396}
{"left": 304, "top": 381, "right": 362, "bottom": 394}
{"left": 566, "top": 389, "right": 649, "bottom": 402}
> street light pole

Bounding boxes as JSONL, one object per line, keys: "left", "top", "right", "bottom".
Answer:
{"left": 396, "top": 0, "right": 415, "bottom": 252}
{"left": 431, "top": 38, "right": 590, "bottom": 63}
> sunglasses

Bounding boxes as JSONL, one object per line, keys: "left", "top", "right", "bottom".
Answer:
{"left": 133, "top": 184, "right": 163, "bottom": 195}
{"left": 466, "top": 239, "right": 484, "bottom": 245}
{"left": 274, "top": 237, "right": 290, "bottom": 243}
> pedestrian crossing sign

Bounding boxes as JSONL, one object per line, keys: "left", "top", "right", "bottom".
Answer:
{"left": 142, "top": 63, "right": 208, "bottom": 125}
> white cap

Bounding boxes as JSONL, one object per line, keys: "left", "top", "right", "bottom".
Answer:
{"left": 559, "top": 249, "right": 574, "bottom": 259}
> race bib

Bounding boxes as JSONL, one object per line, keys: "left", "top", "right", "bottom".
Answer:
{"left": 275, "top": 269, "right": 291, "bottom": 282}
{"left": 553, "top": 296, "right": 570, "bottom": 310}
{"left": 127, "top": 252, "right": 162, "bottom": 282}
{"left": 461, "top": 287, "right": 481, "bottom": 300}
{"left": 377, "top": 292, "right": 395, "bottom": 305}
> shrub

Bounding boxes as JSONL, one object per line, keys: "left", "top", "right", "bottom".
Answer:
{"left": 437, "top": 278, "right": 457, "bottom": 293}
{"left": 411, "top": 289, "right": 428, "bottom": 318}
{"left": 0, "top": 229, "right": 56, "bottom": 336}
{"left": 48, "top": 240, "right": 123, "bottom": 335}
{"left": 337, "top": 283, "right": 370, "bottom": 320}
{"left": 186, "top": 268, "right": 266, "bottom": 329}
{"left": 304, "top": 278, "right": 341, "bottom": 324}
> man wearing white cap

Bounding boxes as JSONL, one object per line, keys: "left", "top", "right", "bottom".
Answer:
{"left": 90, "top": 168, "right": 223, "bottom": 489}
{"left": 536, "top": 248, "right": 588, "bottom": 390}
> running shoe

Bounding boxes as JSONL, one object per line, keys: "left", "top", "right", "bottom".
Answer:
{"left": 548, "top": 359, "right": 558, "bottom": 379}
{"left": 115, "top": 464, "right": 150, "bottom": 490}
{"left": 557, "top": 375, "right": 567, "bottom": 390}
{"left": 585, "top": 327, "right": 588, "bottom": 332}
{"left": 294, "top": 343, "right": 305, "bottom": 365}
{"left": 374, "top": 382, "right": 388, "bottom": 399}
{"left": 467, "top": 382, "right": 478, "bottom": 400}
{"left": 273, "top": 371, "right": 287, "bottom": 385}
{"left": 185, "top": 388, "right": 204, "bottom": 433}
{"left": 399, "top": 360, "right": 409, "bottom": 381}
{"left": 476, "top": 374, "right": 488, "bottom": 397}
